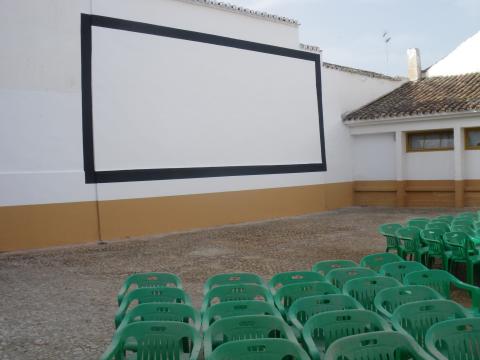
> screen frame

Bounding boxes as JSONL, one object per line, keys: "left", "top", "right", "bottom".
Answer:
{"left": 81, "top": 14, "right": 326, "bottom": 183}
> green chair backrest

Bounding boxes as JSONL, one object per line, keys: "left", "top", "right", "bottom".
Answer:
{"left": 99, "top": 321, "right": 201, "bottom": 360}
{"left": 117, "top": 272, "right": 183, "bottom": 305}
{"left": 287, "top": 294, "right": 363, "bottom": 331}
{"left": 391, "top": 299, "right": 469, "bottom": 348}
{"left": 457, "top": 211, "right": 476, "bottom": 218}
{"left": 378, "top": 224, "right": 403, "bottom": 251}
{"left": 359, "top": 252, "right": 403, "bottom": 272}
{"left": 426, "top": 222, "right": 450, "bottom": 233}
{"left": 379, "top": 261, "right": 427, "bottom": 282}
{"left": 451, "top": 225, "right": 476, "bottom": 238}
{"left": 268, "top": 271, "right": 325, "bottom": 293}
{"left": 434, "top": 215, "right": 454, "bottom": 224}
{"left": 326, "top": 267, "right": 377, "bottom": 289}
{"left": 420, "top": 229, "right": 446, "bottom": 256}
{"left": 395, "top": 227, "right": 422, "bottom": 252}
{"left": 303, "top": 310, "right": 391, "bottom": 360}
{"left": 373, "top": 285, "right": 443, "bottom": 318}
{"left": 407, "top": 219, "right": 429, "bottom": 230}
{"left": 323, "top": 331, "right": 435, "bottom": 360}
{"left": 207, "top": 338, "right": 310, "bottom": 360}
{"left": 343, "top": 276, "right": 401, "bottom": 311}
{"left": 452, "top": 219, "right": 474, "bottom": 228}
{"left": 273, "top": 281, "right": 339, "bottom": 315}
{"left": 203, "top": 315, "right": 297, "bottom": 358}
{"left": 311, "top": 260, "right": 358, "bottom": 276}
{"left": 115, "top": 287, "right": 191, "bottom": 328}
{"left": 118, "top": 303, "right": 200, "bottom": 331}
{"left": 425, "top": 318, "right": 480, "bottom": 360}
{"left": 203, "top": 273, "right": 265, "bottom": 295}
{"left": 444, "top": 231, "right": 471, "bottom": 259}
{"left": 201, "top": 284, "right": 274, "bottom": 313}
{"left": 202, "top": 300, "right": 282, "bottom": 330}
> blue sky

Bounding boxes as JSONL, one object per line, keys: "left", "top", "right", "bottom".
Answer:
{"left": 231, "top": 0, "right": 480, "bottom": 76}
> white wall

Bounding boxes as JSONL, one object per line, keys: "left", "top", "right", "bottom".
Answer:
{"left": 464, "top": 150, "right": 480, "bottom": 180}
{"left": 0, "top": 0, "right": 403, "bottom": 207}
{"left": 426, "top": 31, "right": 480, "bottom": 77}
{"left": 352, "top": 133, "right": 396, "bottom": 180}
{"left": 405, "top": 151, "right": 454, "bottom": 180}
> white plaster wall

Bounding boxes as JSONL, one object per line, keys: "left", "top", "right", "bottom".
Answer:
{"left": 321, "top": 68, "right": 404, "bottom": 183}
{"left": 464, "top": 150, "right": 480, "bottom": 180}
{"left": 426, "top": 31, "right": 480, "bottom": 77}
{"left": 352, "top": 133, "right": 396, "bottom": 180}
{"left": 0, "top": 0, "right": 403, "bottom": 206}
{"left": 405, "top": 151, "right": 454, "bottom": 180}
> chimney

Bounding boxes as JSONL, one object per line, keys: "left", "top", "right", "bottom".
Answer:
{"left": 407, "top": 48, "right": 422, "bottom": 81}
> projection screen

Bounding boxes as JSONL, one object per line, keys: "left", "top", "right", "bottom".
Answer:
{"left": 81, "top": 14, "right": 326, "bottom": 183}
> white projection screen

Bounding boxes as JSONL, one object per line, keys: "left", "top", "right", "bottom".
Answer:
{"left": 81, "top": 15, "right": 326, "bottom": 183}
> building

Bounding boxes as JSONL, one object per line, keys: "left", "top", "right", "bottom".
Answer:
{"left": 345, "top": 32, "right": 480, "bottom": 208}
{"left": 1, "top": 0, "right": 476, "bottom": 252}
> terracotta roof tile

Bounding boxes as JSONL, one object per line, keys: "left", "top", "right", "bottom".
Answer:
{"left": 344, "top": 72, "right": 480, "bottom": 121}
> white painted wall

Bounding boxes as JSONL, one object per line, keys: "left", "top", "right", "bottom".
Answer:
{"left": 426, "top": 31, "right": 480, "bottom": 77}
{"left": 352, "top": 133, "right": 396, "bottom": 180}
{"left": 464, "top": 150, "right": 480, "bottom": 180}
{"left": 405, "top": 151, "right": 454, "bottom": 180}
{"left": 0, "top": 0, "right": 403, "bottom": 207}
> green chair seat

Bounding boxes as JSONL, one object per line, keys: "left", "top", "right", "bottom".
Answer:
{"left": 268, "top": 271, "right": 325, "bottom": 294}
{"left": 99, "top": 321, "right": 201, "bottom": 360}
{"left": 287, "top": 294, "right": 363, "bottom": 332}
{"left": 425, "top": 318, "right": 480, "bottom": 360}
{"left": 311, "top": 260, "right": 358, "bottom": 276}
{"left": 373, "top": 285, "right": 443, "bottom": 318}
{"left": 360, "top": 252, "right": 404, "bottom": 272}
{"left": 323, "top": 331, "right": 435, "bottom": 360}
{"left": 343, "top": 276, "right": 401, "bottom": 311}
{"left": 203, "top": 315, "right": 298, "bottom": 358}
{"left": 325, "top": 267, "right": 377, "bottom": 290}
{"left": 303, "top": 309, "right": 391, "bottom": 360}
{"left": 391, "top": 299, "right": 470, "bottom": 348}
{"left": 117, "top": 272, "right": 183, "bottom": 305}
{"left": 202, "top": 284, "right": 274, "bottom": 313}
{"left": 202, "top": 300, "right": 282, "bottom": 330}
{"left": 379, "top": 261, "right": 427, "bottom": 282}
{"left": 206, "top": 338, "right": 310, "bottom": 360}
{"left": 203, "top": 273, "right": 265, "bottom": 295}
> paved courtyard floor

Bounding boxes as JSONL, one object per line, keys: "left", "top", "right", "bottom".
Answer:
{"left": 0, "top": 206, "right": 474, "bottom": 359}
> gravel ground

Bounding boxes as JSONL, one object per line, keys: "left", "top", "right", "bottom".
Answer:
{"left": 0, "top": 206, "right": 476, "bottom": 360}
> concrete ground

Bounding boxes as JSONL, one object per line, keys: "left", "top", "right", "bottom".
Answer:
{"left": 0, "top": 206, "right": 475, "bottom": 360}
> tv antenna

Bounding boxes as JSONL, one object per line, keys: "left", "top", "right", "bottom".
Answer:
{"left": 382, "top": 31, "right": 391, "bottom": 73}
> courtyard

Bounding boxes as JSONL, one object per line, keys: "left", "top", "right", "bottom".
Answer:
{"left": 0, "top": 206, "right": 473, "bottom": 360}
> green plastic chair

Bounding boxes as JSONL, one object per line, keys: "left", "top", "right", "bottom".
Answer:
{"left": 118, "top": 303, "right": 200, "bottom": 331}
{"left": 268, "top": 271, "right": 325, "bottom": 293}
{"left": 323, "top": 331, "right": 435, "bottom": 360}
{"left": 453, "top": 219, "right": 474, "bottom": 228}
{"left": 425, "top": 318, "right": 480, "bottom": 360}
{"left": 311, "top": 260, "right": 358, "bottom": 276}
{"left": 99, "top": 321, "right": 201, "bottom": 360}
{"left": 360, "top": 252, "right": 404, "bottom": 272}
{"left": 303, "top": 309, "right": 391, "bottom": 360}
{"left": 287, "top": 294, "right": 363, "bottom": 332}
{"left": 407, "top": 219, "right": 430, "bottom": 230}
{"left": 117, "top": 272, "right": 183, "bottom": 305}
{"left": 379, "top": 261, "right": 427, "bottom": 282}
{"left": 378, "top": 224, "right": 403, "bottom": 253}
{"left": 420, "top": 229, "right": 452, "bottom": 269}
{"left": 426, "top": 221, "right": 451, "bottom": 233}
{"left": 203, "top": 273, "right": 265, "bottom": 295}
{"left": 451, "top": 225, "right": 480, "bottom": 245}
{"left": 443, "top": 232, "right": 480, "bottom": 284}
{"left": 201, "top": 284, "right": 274, "bottom": 313}
{"left": 404, "top": 269, "right": 480, "bottom": 312}
{"left": 115, "top": 287, "right": 191, "bottom": 328}
{"left": 343, "top": 276, "right": 401, "bottom": 311}
{"left": 207, "top": 338, "right": 310, "bottom": 360}
{"left": 326, "top": 267, "right": 377, "bottom": 289}
{"left": 395, "top": 227, "right": 428, "bottom": 263}
{"left": 391, "top": 299, "right": 470, "bottom": 348}
{"left": 203, "top": 315, "right": 298, "bottom": 358}
{"left": 202, "top": 300, "right": 282, "bottom": 331}
{"left": 434, "top": 215, "right": 454, "bottom": 224}
{"left": 273, "top": 281, "right": 339, "bottom": 317}
{"left": 457, "top": 211, "right": 477, "bottom": 218}
{"left": 373, "top": 285, "right": 443, "bottom": 318}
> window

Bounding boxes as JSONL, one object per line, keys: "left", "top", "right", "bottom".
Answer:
{"left": 407, "top": 130, "right": 454, "bottom": 152}
{"left": 465, "top": 127, "right": 480, "bottom": 150}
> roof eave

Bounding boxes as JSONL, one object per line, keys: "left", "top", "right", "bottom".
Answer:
{"left": 343, "top": 110, "right": 480, "bottom": 127}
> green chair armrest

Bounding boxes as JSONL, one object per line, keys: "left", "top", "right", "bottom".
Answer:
{"left": 117, "top": 283, "right": 129, "bottom": 306}
{"left": 453, "top": 279, "right": 480, "bottom": 310}
{"left": 114, "top": 301, "right": 129, "bottom": 328}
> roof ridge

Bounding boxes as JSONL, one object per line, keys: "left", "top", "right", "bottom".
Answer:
{"left": 175, "top": 0, "right": 299, "bottom": 26}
